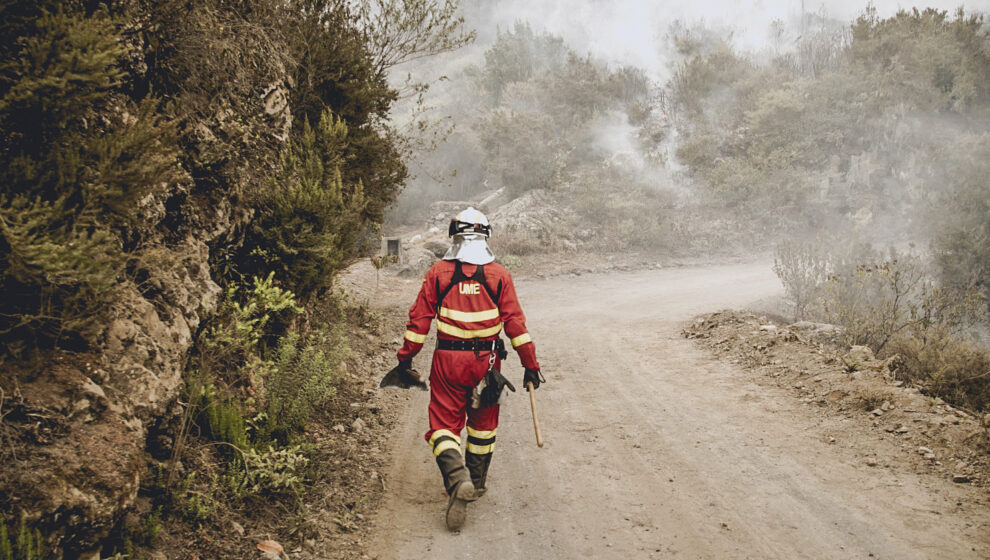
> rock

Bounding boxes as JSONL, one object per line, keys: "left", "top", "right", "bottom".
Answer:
{"left": 924, "top": 452, "right": 937, "bottom": 461}
{"left": 398, "top": 245, "right": 437, "bottom": 277}
{"left": 759, "top": 325, "right": 777, "bottom": 332}
{"left": 396, "top": 264, "right": 417, "bottom": 277}
{"left": 332, "top": 424, "right": 346, "bottom": 433}
{"left": 871, "top": 409, "right": 883, "bottom": 416}
{"left": 794, "top": 381, "right": 805, "bottom": 389}
{"left": 477, "top": 187, "right": 508, "bottom": 211}
{"left": 866, "top": 458, "right": 878, "bottom": 467}
{"left": 918, "top": 446, "right": 933, "bottom": 455}
{"left": 895, "top": 425, "right": 909, "bottom": 434}
{"left": 952, "top": 474, "right": 972, "bottom": 483}
{"left": 842, "top": 345, "right": 876, "bottom": 372}
{"left": 881, "top": 400, "right": 893, "bottom": 411}
{"left": 424, "top": 240, "right": 448, "bottom": 258}
{"left": 351, "top": 418, "right": 366, "bottom": 432}
{"left": 428, "top": 201, "right": 476, "bottom": 228}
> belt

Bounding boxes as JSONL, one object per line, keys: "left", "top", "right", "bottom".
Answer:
{"left": 437, "top": 338, "right": 506, "bottom": 354}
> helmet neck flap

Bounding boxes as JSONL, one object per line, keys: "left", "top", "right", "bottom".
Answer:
{"left": 443, "top": 233, "right": 495, "bottom": 265}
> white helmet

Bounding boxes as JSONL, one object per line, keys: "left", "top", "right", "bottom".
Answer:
{"left": 443, "top": 207, "right": 495, "bottom": 265}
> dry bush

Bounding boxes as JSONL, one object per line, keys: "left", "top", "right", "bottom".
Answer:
{"left": 853, "top": 384, "right": 896, "bottom": 411}
{"left": 488, "top": 229, "right": 560, "bottom": 257}
{"left": 773, "top": 238, "right": 990, "bottom": 411}
{"left": 772, "top": 237, "right": 879, "bottom": 321}
{"left": 773, "top": 239, "right": 831, "bottom": 320}
{"left": 888, "top": 326, "right": 990, "bottom": 412}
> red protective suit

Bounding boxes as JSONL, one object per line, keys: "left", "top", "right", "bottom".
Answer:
{"left": 398, "top": 258, "right": 539, "bottom": 493}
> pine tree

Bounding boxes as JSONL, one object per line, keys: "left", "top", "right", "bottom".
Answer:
{"left": 238, "top": 110, "right": 368, "bottom": 301}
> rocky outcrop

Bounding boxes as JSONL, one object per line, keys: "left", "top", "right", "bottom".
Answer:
{"left": 5, "top": 238, "right": 225, "bottom": 554}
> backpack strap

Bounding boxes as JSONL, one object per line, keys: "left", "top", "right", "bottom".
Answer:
{"left": 472, "top": 264, "right": 501, "bottom": 305}
{"left": 436, "top": 261, "right": 468, "bottom": 313}
{"left": 436, "top": 262, "right": 501, "bottom": 313}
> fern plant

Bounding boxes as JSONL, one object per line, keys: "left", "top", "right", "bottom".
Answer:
{"left": 259, "top": 331, "right": 344, "bottom": 443}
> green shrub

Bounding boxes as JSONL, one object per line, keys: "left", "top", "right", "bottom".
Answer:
{"left": 499, "top": 254, "right": 522, "bottom": 269}
{"left": 237, "top": 112, "right": 369, "bottom": 301}
{"left": 181, "top": 493, "right": 214, "bottom": 526}
{"left": 242, "top": 445, "right": 309, "bottom": 494}
{"left": 929, "top": 134, "right": 990, "bottom": 312}
{"left": 0, "top": 7, "right": 183, "bottom": 354}
{"left": 199, "top": 273, "right": 303, "bottom": 377}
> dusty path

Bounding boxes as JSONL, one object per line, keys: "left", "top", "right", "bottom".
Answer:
{"left": 367, "top": 262, "right": 989, "bottom": 559}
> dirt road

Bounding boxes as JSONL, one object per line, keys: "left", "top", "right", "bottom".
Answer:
{"left": 367, "top": 262, "right": 989, "bottom": 559}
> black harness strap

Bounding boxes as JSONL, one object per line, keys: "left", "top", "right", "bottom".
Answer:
{"left": 436, "top": 261, "right": 501, "bottom": 312}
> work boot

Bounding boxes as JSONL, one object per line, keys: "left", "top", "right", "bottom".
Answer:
{"left": 465, "top": 451, "right": 493, "bottom": 498}
{"left": 445, "top": 479, "right": 476, "bottom": 530}
{"left": 435, "top": 448, "right": 477, "bottom": 530}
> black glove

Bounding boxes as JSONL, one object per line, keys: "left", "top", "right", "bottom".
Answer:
{"left": 479, "top": 367, "right": 515, "bottom": 407}
{"left": 524, "top": 368, "right": 545, "bottom": 390}
{"left": 380, "top": 360, "right": 427, "bottom": 390}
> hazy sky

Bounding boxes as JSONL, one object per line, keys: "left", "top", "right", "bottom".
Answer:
{"left": 461, "top": 0, "right": 990, "bottom": 79}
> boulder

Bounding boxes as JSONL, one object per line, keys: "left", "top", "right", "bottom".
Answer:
{"left": 841, "top": 345, "right": 877, "bottom": 372}
{"left": 398, "top": 246, "right": 437, "bottom": 278}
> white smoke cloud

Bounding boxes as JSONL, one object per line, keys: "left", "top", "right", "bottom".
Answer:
{"left": 462, "top": 0, "right": 990, "bottom": 80}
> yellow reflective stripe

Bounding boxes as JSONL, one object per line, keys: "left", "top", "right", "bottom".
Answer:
{"left": 439, "top": 306, "right": 500, "bottom": 323}
{"left": 510, "top": 333, "right": 532, "bottom": 348}
{"left": 429, "top": 429, "right": 460, "bottom": 446}
{"left": 433, "top": 440, "right": 461, "bottom": 457}
{"left": 466, "top": 441, "right": 495, "bottom": 454}
{"left": 436, "top": 321, "right": 503, "bottom": 339}
{"left": 404, "top": 330, "right": 427, "bottom": 344}
{"left": 429, "top": 429, "right": 462, "bottom": 458}
{"left": 466, "top": 427, "right": 496, "bottom": 439}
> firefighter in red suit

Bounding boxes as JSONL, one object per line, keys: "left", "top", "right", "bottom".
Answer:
{"left": 395, "top": 207, "right": 543, "bottom": 530}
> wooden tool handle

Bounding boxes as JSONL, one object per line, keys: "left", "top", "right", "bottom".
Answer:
{"left": 527, "top": 381, "right": 544, "bottom": 448}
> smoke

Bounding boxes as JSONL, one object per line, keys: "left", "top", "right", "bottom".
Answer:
{"left": 388, "top": 0, "right": 990, "bottom": 226}
{"left": 460, "top": 0, "right": 990, "bottom": 82}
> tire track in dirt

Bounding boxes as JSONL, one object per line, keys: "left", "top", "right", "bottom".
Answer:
{"left": 367, "top": 261, "right": 989, "bottom": 559}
